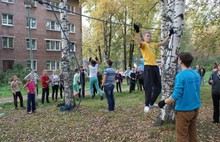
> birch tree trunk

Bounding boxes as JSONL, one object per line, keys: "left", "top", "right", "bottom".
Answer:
{"left": 60, "top": 0, "right": 74, "bottom": 107}
{"left": 103, "top": 21, "right": 109, "bottom": 61}
{"left": 156, "top": 0, "right": 186, "bottom": 125}
{"left": 123, "top": 8, "right": 127, "bottom": 70}
{"left": 108, "top": 16, "right": 112, "bottom": 59}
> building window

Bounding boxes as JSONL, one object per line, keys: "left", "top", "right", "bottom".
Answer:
{"left": 67, "top": 5, "right": 75, "bottom": 15}
{"left": 31, "top": 1, "right": 37, "bottom": 8}
{"left": 2, "top": 14, "right": 13, "bottom": 26}
{"left": 46, "top": 0, "right": 59, "bottom": 11}
{"left": 46, "top": 20, "right": 60, "bottom": 31}
{"left": 27, "top": 60, "right": 37, "bottom": 71}
{"left": 1, "top": 0, "right": 14, "bottom": 4}
{"left": 69, "top": 41, "right": 76, "bottom": 52}
{"left": 46, "top": 61, "right": 60, "bottom": 71}
{"left": 68, "top": 24, "right": 75, "bottom": 33}
{"left": 26, "top": 38, "right": 37, "bottom": 50}
{"left": 2, "top": 37, "right": 14, "bottom": 48}
{"left": 3, "top": 60, "right": 14, "bottom": 72}
{"left": 45, "top": 39, "right": 61, "bottom": 51}
{"left": 26, "top": 17, "right": 37, "bottom": 29}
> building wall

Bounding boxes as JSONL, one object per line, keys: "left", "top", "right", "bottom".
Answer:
{"left": 0, "top": 0, "right": 82, "bottom": 75}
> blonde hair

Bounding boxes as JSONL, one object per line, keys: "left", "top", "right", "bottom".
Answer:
{"left": 12, "top": 75, "right": 17, "bottom": 79}
{"left": 143, "top": 31, "right": 152, "bottom": 36}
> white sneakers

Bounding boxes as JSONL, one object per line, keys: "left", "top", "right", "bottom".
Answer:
{"left": 149, "top": 103, "right": 158, "bottom": 108}
{"left": 144, "top": 106, "right": 149, "bottom": 113}
{"left": 144, "top": 103, "right": 158, "bottom": 113}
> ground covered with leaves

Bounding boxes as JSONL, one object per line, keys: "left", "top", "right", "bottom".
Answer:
{"left": 0, "top": 86, "right": 219, "bottom": 142}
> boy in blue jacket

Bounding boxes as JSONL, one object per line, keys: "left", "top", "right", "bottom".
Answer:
{"left": 158, "top": 52, "right": 201, "bottom": 142}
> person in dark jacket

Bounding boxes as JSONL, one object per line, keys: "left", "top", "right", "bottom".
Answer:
{"left": 80, "top": 66, "right": 87, "bottom": 98}
{"left": 136, "top": 67, "right": 144, "bottom": 91}
{"left": 129, "top": 67, "right": 136, "bottom": 93}
{"left": 198, "top": 65, "right": 206, "bottom": 86}
{"left": 115, "top": 70, "right": 122, "bottom": 93}
{"left": 208, "top": 63, "right": 220, "bottom": 124}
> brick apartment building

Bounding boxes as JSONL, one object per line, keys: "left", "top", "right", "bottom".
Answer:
{"left": 0, "top": 0, "right": 82, "bottom": 75}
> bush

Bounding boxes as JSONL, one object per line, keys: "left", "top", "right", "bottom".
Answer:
{"left": 0, "top": 64, "right": 29, "bottom": 84}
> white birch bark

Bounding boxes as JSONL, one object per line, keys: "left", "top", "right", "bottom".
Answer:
{"left": 60, "top": 0, "right": 74, "bottom": 107}
{"left": 157, "top": 0, "right": 186, "bottom": 125}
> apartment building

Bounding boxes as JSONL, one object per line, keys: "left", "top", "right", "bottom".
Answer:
{"left": 0, "top": 0, "right": 82, "bottom": 75}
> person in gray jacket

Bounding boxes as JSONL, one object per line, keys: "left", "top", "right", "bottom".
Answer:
{"left": 208, "top": 63, "right": 220, "bottom": 123}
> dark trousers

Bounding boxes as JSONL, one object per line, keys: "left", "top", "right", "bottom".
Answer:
{"left": 212, "top": 93, "right": 220, "bottom": 122}
{"left": 104, "top": 84, "right": 115, "bottom": 111}
{"left": 144, "top": 65, "right": 161, "bottom": 106}
{"left": 52, "top": 85, "right": 59, "bottom": 100}
{"left": 59, "top": 84, "right": 64, "bottom": 99}
{"left": 138, "top": 79, "right": 144, "bottom": 91}
{"left": 129, "top": 80, "right": 136, "bottom": 93}
{"left": 13, "top": 91, "right": 24, "bottom": 108}
{"left": 36, "top": 84, "right": 38, "bottom": 95}
{"left": 81, "top": 82, "right": 85, "bottom": 98}
{"left": 116, "top": 82, "right": 122, "bottom": 92}
{"left": 27, "top": 93, "right": 36, "bottom": 112}
{"left": 42, "top": 88, "right": 50, "bottom": 104}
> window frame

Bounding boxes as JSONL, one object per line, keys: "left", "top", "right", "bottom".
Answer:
{"left": 46, "top": 20, "right": 60, "bottom": 31}
{"left": 46, "top": 60, "right": 61, "bottom": 71}
{"left": 27, "top": 60, "right": 37, "bottom": 71}
{"left": 1, "top": 0, "right": 14, "bottom": 4}
{"left": 26, "top": 38, "right": 37, "bottom": 50}
{"left": 26, "top": 17, "right": 37, "bottom": 29}
{"left": 69, "top": 41, "right": 76, "bottom": 53}
{"left": 45, "top": 0, "right": 60, "bottom": 12}
{"left": 67, "top": 5, "right": 76, "bottom": 15}
{"left": 2, "top": 36, "right": 14, "bottom": 49}
{"left": 68, "top": 23, "right": 75, "bottom": 33}
{"left": 45, "top": 39, "right": 61, "bottom": 51}
{"left": 2, "top": 13, "right": 13, "bottom": 26}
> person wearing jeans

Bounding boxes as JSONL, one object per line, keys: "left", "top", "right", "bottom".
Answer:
{"left": 101, "top": 60, "right": 116, "bottom": 112}
{"left": 23, "top": 77, "right": 37, "bottom": 113}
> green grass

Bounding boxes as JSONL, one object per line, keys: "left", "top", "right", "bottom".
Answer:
{"left": 0, "top": 85, "right": 218, "bottom": 142}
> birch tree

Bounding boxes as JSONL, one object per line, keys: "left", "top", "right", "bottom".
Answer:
{"left": 60, "top": 0, "right": 74, "bottom": 107}
{"left": 157, "top": 0, "right": 186, "bottom": 125}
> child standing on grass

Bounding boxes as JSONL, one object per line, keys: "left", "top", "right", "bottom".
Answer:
{"left": 73, "top": 68, "right": 80, "bottom": 98}
{"left": 41, "top": 70, "right": 51, "bottom": 104}
{"left": 23, "top": 77, "right": 37, "bottom": 114}
{"left": 11, "top": 75, "right": 25, "bottom": 110}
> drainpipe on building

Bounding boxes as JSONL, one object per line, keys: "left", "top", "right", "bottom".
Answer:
{"left": 24, "top": 0, "right": 38, "bottom": 105}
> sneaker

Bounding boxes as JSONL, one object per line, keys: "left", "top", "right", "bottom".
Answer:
{"left": 21, "top": 106, "right": 26, "bottom": 109}
{"left": 15, "top": 107, "right": 19, "bottom": 110}
{"left": 27, "top": 112, "right": 32, "bottom": 114}
{"left": 105, "top": 109, "right": 114, "bottom": 112}
{"left": 100, "top": 96, "right": 104, "bottom": 101}
{"left": 144, "top": 106, "right": 150, "bottom": 113}
{"left": 149, "top": 103, "right": 158, "bottom": 108}
{"left": 211, "top": 121, "right": 219, "bottom": 124}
